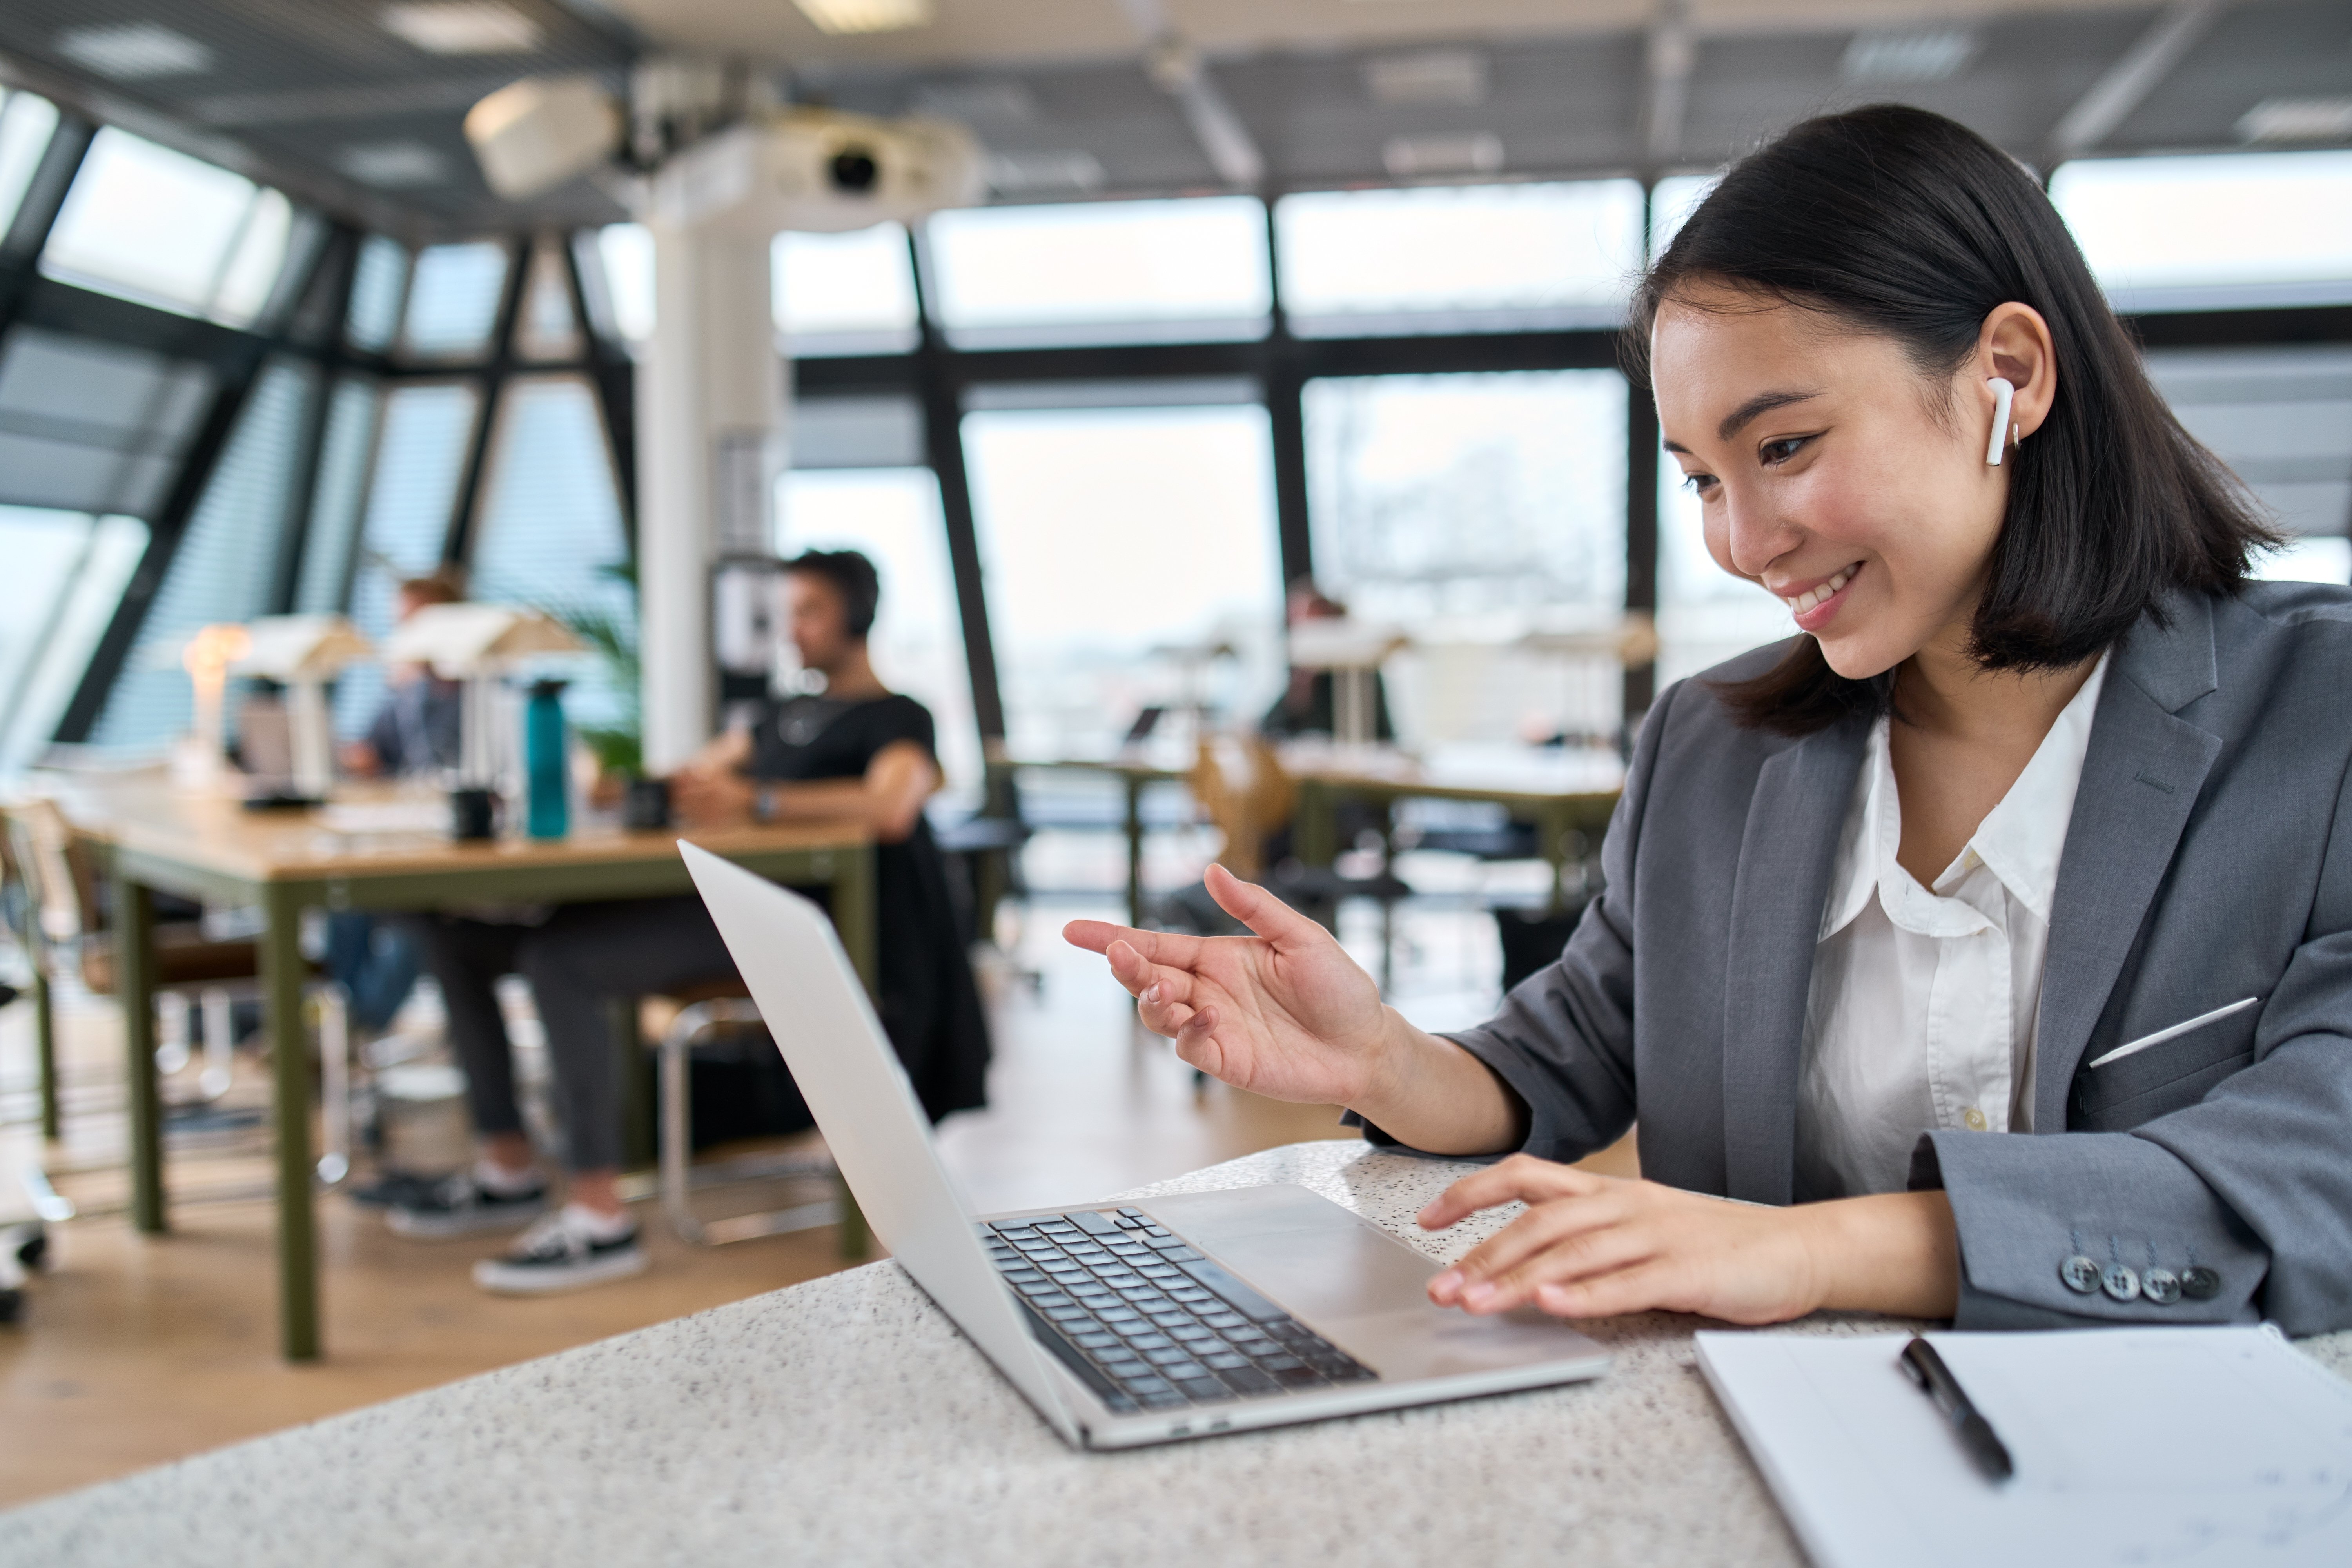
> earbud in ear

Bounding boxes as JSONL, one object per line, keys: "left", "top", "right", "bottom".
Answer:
{"left": 1985, "top": 378, "right": 2016, "bottom": 467}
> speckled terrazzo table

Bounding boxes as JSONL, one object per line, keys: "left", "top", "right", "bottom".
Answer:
{"left": 7, "top": 1139, "right": 2349, "bottom": 1568}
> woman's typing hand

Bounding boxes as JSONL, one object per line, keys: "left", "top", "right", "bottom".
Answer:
{"left": 1063, "top": 865, "right": 1522, "bottom": 1151}
{"left": 1419, "top": 1156, "right": 1961, "bottom": 1324}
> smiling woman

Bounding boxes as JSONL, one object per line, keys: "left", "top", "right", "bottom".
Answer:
{"left": 1065, "top": 104, "right": 2352, "bottom": 1339}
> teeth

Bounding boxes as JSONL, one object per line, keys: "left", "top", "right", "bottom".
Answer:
{"left": 1786, "top": 566, "right": 1855, "bottom": 613}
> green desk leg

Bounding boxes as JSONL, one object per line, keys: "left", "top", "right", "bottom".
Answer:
{"left": 116, "top": 878, "right": 165, "bottom": 1234}
{"left": 829, "top": 846, "right": 877, "bottom": 1262}
{"left": 612, "top": 994, "right": 655, "bottom": 1171}
{"left": 1124, "top": 775, "right": 1145, "bottom": 929}
{"left": 32, "top": 934, "right": 58, "bottom": 1141}
{"left": 261, "top": 884, "right": 320, "bottom": 1362}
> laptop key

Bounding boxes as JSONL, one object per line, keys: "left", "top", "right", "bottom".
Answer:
{"left": 1142, "top": 1347, "right": 1195, "bottom": 1366}
{"left": 1272, "top": 1365, "right": 1327, "bottom": 1387}
{"left": 1174, "top": 1377, "right": 1227, "bottom": 1401}
{"left": 1122, "top": 1374, "right": 1173, "bottom": 1394}
{"left": 1200, "top": 1311, "right": 1246, "bottom": 1329}
{"left": 1216, "top": 1365, "right": 1282, "bottom": 1396}
{"left": 1160, "top": 1247, "right": 1204, "bottom": 1262}
{"left": 1125, "top": 1333, "right": 1173, "bottom": 1351}
{"left": 1044, "top": 1306, "right": 1091, "bottom": 1322}
{"left": 1068, "top": 1210, "right": 1123, "bottom": 1236}
{"left": 1256, "top": 1355, "right": 1304, "bottom": 1372}
{"left": 1203, "top": 1352, "right": 1250, "bottom": 1371}
{"left": 1173, "top": 1258, "right": 1291, "bottom": 1323}
{"left": 1073, "top": 1332, "right": 1120, "bottom": 1350}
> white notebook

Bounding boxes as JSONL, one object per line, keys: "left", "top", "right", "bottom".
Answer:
{"left": 1696, "top": 1326, "right": 2352, "bottom": 1568}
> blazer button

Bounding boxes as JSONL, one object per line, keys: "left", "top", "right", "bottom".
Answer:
{"left": 2142, "top": 1267, "right": 2181, "bottom": 1305}
{"left": 2180, "top": 1266, "right": 2223, "bottom": 1301}
{"left": 2101, "top": 1263, "right": 2141, "bottom": 1302}
{"left": 2059, "top": 1255, "right": 2102, "bottom": 1294}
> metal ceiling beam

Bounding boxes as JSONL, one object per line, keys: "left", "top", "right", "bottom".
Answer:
{"left": 2047, "top": 0, "right": 2231, "bottom": 162}
{"left": 1116, "top": 0, "right": 1265, "bottom": 190}
{"left": 1638, "top": 0, "right": 1696, "bottom": 174}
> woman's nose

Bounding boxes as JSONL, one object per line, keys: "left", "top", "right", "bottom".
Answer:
{"left": 1720, "top": 488, "right": 1801, "bottom": 581}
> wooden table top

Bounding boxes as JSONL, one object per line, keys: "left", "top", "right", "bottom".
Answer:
{"left": 24, "top": 772, "right": 870, "bottom": 886}
{"left": 998, "top": 742, "right": 1625, "bottom": 808}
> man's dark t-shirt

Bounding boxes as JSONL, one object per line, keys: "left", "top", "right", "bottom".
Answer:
{"left": 745, "top": 693, "right": 990, "bottom": 1122}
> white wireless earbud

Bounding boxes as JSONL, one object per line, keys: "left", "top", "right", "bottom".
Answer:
{"left": 1985, "top": 377, "right": 2016, "bottom": 466}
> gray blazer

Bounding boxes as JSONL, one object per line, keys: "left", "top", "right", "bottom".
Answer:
{"left": 1396, "top": 582, "right": 2352, "bottom": 1333}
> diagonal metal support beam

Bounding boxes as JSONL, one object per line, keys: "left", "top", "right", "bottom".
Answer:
{"left": 2048, "top": 0, "right": 2230, "bottom": 162}
{"left": 1639, "top": 0, "right": 1696, "bottom": 173}
{"left": 1116, "top": 0, "right": 1265, "bottom": 189}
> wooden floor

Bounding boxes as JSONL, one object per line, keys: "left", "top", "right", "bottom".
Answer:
{"left": 0, "top": 895, "right": 1629, "bottom": 1508}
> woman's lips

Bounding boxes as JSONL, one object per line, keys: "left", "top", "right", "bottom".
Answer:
{"left": 1783, "top": 563, "right": 1859, "bottom": 633}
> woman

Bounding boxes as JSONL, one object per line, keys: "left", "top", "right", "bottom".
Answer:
{"left": 1068, "top": 105, "right": 2352, "bottom": 1334}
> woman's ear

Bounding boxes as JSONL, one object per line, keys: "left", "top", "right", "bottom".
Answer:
{"left": 1977, "top": 302, "right": 2058, "bottom": 445}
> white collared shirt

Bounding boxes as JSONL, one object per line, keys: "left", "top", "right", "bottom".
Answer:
{"left": 1793, "top": 654, "right": 2110, "bottom": 1198}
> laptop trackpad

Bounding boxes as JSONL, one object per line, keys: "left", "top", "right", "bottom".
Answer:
{"left": 1147, "top": 1185, "right": 1602, "bottom": 1380}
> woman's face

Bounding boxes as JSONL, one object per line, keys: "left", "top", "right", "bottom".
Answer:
{"left": 1650, "top": 284, "right": 2016, "bottom": 681}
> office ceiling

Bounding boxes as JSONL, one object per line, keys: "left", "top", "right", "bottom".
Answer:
{"left": 0, "top": 0, "right": 2344, "bottom": 240}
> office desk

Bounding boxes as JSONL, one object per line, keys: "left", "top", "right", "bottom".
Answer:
{"left": 14, "top": 1137, "right": 2340, "bottom": 1567}
{"left": 26, "top": 775, "right": 874, "bottom": 1363}
{"left": 999, "top": 744, "right": 1624, "bottom": 924}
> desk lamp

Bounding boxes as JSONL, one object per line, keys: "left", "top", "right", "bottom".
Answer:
{"left": 174, "top": 623, "right": 252, "bottom": 792}
{"left": 1285, "top": 620, "right": 1408, "bottom": 749}
{"left": 381, "top": 604, "right": 586, "bottom": 812}
{"left": 234, "top": 615, "right": 375, "bottom": 801}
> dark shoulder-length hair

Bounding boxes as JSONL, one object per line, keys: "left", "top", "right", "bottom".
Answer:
{"left": 1628, "top": 104, "right": 2276, "bottom": 735}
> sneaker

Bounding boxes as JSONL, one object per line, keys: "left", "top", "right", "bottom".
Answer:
{"left": 387, "top": 1170, "right": 548, "bottom": 1240}
{"left": 349, "top": 1170, "right": 452, "bottom": 1209}
{"left": 472, "top": 1206, "right": 647, "bottom": 1296}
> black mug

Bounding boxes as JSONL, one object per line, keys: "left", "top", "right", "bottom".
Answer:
{"left": 621, "top": 776, "right": 671, "bottom": 831}
{"left": 449, "top": 787, "right": 499, "bottom": 842}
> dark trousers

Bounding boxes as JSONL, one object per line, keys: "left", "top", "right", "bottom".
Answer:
{"left": 404, "top": 897, "right": 737, "bottom": 1172}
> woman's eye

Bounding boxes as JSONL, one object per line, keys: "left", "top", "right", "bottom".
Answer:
{"left": 1760, "top": 436, "right": 1810, "bottom": 465}
{"left": 1680, "top": 471, "right": 1717, "bottom": 495}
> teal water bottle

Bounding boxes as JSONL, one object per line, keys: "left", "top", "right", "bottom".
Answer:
{"left": 524, "top": 679, "right": 570, "bottom": 840}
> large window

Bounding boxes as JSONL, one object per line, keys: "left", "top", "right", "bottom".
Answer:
{"left": 775, "top": 223, "right": 920, "bottom": 355}
{"left": 334, "top": 383, "right": 477, "bottom": 735}
{"left": 292, "top": 381, "right": 383, "bottom": 613}
{"left": 0, "top": 88, "right": 59, "bottom": 236}
{"left": 1276, "top": 180, "right": 1645, "bottom": 335}
{"left": 91, "top": 362, "right": 317, "bottom": 748}
{"left": 1655, "top": 459, "right": 1789, "bottom": 688}
{"left": 779, "top": 468, "right": 979, "bottom": 797}
{"left": 2051, "top": 151, "right": 2352, "bottom": 312}
{"left": 2150, "top": 344, "right": 2352, "bottom": 582}
{"left": 0, "top": 507, "right": 146, "bottom": 774}
{"left": 1303, "top": 370, "right": 1629, "bottom": 743}
{"left": 0, "top": 328, "right": 214, "bottom": 518}
{"left": 41, "top": 127, "right": 298, "bottom": 328}
{"left": 965, "top": 398, "right": 1283, "bottom": 757}
{"left": 925, "top": 197, "right": 1272, "bottom": 348}
{"left": 401, "top": 241, "right": 511, "bottom": 359}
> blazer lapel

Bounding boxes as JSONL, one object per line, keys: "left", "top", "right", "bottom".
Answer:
{"left": 2033, "top": 600, "right": 2222, "bottom": 1130}
{"left": 1722, "top": 712, "right": 1868, "bottom": 1204}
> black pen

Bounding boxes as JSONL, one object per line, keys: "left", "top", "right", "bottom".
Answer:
{"left": 1899, "top": 1336, "right": 2014, "bottom": 1483}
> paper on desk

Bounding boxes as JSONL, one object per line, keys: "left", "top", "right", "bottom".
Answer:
{"left": 317, "top": 799, "right": 449, "bottom": 835}
{"left": 1696, "top": 1327, "right": 2352, "bottom": 1568}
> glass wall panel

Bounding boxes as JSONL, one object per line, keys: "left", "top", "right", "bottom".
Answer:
{"left": 40, "top": 127, "right": 295, "bottom": 327}
{"left": 775, "top": 223, "right": 920, "bottom": 355}
{"left": 91, "top": 362, "right": 316, "bottom": 749}
{"left": 347, "top": 235, "right": 411, "bottom": 352}
{"left": 0, "top": 327, "right": 213, "bottom": 516}
{"left": 2051, "top": 151, "right": 2352, "bottom": 311}
{"left": 467, "top": 377, "right": 633, "bottom": 730}
{"left": 1304, "top": 370, "right": 1628, "bottom": 743}
{"left": 778, "top": 468, "right": 978, "bottom": 796}
{"left": 334, "top": 383, "right": 477, "bottom": 735}
{"left": 401, "top": 241, "right": 511, "bottom": 358}
{"left": 293, "top": 379, "right": 383, "bottom": 613}
{"left": 0, "top": 511, "right": 147, "bottom": 774}
{"left": 965, "top": 403, "right": 1282, "bottom": 756}
{"left": 0, "top": 89, "right": 60, "bottom": 236}
{"left": 2149, "top": 344, "right": 2352, "bottom": 570}
{"left": 1277, "top": 181, "right": 1644, "bottom": 336}
{"left": 926, "top": 196, "right": 1271, "bottom": 348}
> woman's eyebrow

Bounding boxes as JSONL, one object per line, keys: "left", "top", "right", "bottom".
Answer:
{"left": 1717, "top": 388, "right": 1821, "bottom": 443}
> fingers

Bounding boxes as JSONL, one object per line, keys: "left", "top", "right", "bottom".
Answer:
{"left": 1417, "top": 1153, "right": 1604, "bottom": 1231}
{"left": 1435, "top": 1213, "right": 1651, "bottom": 1314}
{"left": 1202, "top": 865, "right": 1322, "bottom": 950}
{"left": 1534, "top": 1264, "right": 1676, "bottom": 1321}
{"left": 1430, "top": 1187, "right": 1630, "bottom": 1304}
{"left": 1063, "top": 919, "right": 1203, "bottom": 967}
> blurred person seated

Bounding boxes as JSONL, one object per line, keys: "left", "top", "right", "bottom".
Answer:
{"left": 392, "top": 550, "right": 993, "bottom": 1294}
{"left": 1259, "top": 580, "right": 1394, "bottom": 743}
{"left": 328, "top": 571, "right": 465, "bottom": 1041}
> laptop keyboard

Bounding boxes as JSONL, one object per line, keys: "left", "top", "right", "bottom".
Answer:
{"left": 982, "top": 1207, "right": 1379, "bottom": 1414}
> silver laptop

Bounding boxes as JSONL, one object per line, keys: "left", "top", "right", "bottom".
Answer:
{"left": 681, "top": 842, "right": 1609, "bottom": 1450}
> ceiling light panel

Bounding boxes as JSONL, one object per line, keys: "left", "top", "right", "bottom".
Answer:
{"left": 1840, "top": 29, "right": 1980, "bottom": 84}
{"left": 55, "top": 23, "right": 214, "bottom": 80}
{"left": 381, "top": 3, "right": 544, "bottom": 56}
{"left": 2238, "top": 98, "right": 2352, "bottom": 145}
{"left": 1363, "top": 50, "right": 1489, "bottom": 108}
{"left": 1382, "top": 132, "right": 1503, "bottom": 178}
{"left": 793, "top": 0, "right": 935, "bottom": 37}
{"left": 338, "top": 141, "right": 450, "bottom": 188}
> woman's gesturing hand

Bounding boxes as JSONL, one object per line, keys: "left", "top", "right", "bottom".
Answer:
{"left": 1062, "top": 864, "right": 1396, "bottom": 1107}
{"left": 1419, "top": 1155, "right": 1961, "bottom": 1323}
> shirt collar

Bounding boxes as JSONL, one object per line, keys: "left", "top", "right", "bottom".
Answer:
{"left": 1817, "top": 652, "right": 2110, "bottom": 939}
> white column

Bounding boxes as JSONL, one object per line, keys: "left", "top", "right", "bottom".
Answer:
{"left": 635, "top": 222, "right": 782, "bottom": 772}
